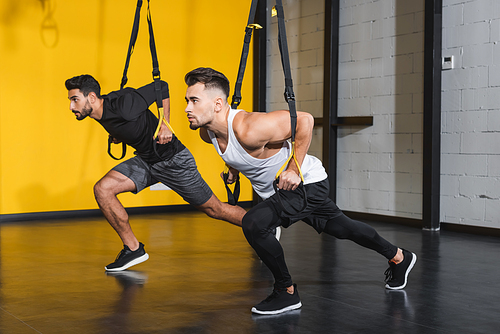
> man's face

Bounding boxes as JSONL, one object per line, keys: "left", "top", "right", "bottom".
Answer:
{"left": 68, "top": 89, "right": 92, "bottom": 121}
{"left": 184, "top": 82, "right": 216, "bottom": 130}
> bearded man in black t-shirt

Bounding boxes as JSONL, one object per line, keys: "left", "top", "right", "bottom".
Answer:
{"left": 65, "top": 74, "right": 247, "bottom": 272}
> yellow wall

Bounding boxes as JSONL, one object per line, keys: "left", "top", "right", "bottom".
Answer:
{"left": 0, "top": 0, "right": 254, "bottom": 215}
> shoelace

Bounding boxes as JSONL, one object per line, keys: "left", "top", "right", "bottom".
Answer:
{"left": 384, "top": 263, "right": 395, "bottom": 283}
{"left": 263, "top": 289, "right": 282, "bottom": 303}
{"left": 115, "top": 247, "right": 131, "bottom": 261}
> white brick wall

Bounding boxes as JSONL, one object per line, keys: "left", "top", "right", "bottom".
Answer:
{"left": 336, "top": 0, "right": 424, "bottom": 219}
{"left": 442, "top": 0, "right": 500, "bottom": 228}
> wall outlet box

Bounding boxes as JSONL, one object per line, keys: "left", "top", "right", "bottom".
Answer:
{"left": 442, "top": 55, "right": 454, "bottom": 70}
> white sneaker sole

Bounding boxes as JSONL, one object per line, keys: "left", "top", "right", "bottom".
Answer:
{"left": 251, "top": 301, "right": 302, "bottom": 315}
{"left": 105, "top": 253, "right": 149, "bottom": 272}
{"left": 385, "top": 252, "right": 417, "bottom": 290}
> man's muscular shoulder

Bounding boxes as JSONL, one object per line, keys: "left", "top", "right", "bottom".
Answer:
{"left": 232, "top": 110, "right": 271, "bottom": 152}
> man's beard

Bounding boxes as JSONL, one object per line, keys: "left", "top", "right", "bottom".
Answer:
{"left": 75, "top": 101, "right": 92, "bottom": 120}
{"left": 189, "top": 122, "right": 200, "bottom": 130}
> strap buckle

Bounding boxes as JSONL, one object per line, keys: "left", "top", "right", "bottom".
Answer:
{"left": 247, "top": 23, "right": 263, "bottom": 30}
{"left": 231, "top": 95, "right": 242, "bottom": 107}
{"left": 284, "top": 89, "right": 295, "bottom": 103}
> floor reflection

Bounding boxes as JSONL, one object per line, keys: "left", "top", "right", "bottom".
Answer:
{"left": 252, "top": 309, "right": 302, "bottom": 333}
{"left": 0, "top": 213, "right": 500, "bottom": 333}
{"left": 99, "top": 271, "right": 148, "bottom": 334}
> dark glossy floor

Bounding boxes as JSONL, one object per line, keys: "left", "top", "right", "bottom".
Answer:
{"left": 1, "top": 212, "right": 500, "bottom": 333}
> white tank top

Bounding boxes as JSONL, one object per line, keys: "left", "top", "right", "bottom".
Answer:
{"left": 208, "top": 109, "right": 327, "bottom": 200}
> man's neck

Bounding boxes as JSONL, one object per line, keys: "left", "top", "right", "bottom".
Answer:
{"left": 90, "top": 98, "right": 104, "bottom": 120}
{"left": 207, "top": 104, "right": 231, "bottom": 139}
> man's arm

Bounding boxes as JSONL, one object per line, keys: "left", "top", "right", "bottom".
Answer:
{"left": 279, "top": 111, "right": 314, "bottom": 190}
{"left": 119, "top": 81, "right": 169, "bottom": 121}
{"left": 235, "top": 110, "right": 314, "bottom": 190}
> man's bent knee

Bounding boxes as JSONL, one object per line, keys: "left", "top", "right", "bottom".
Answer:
{"left": 242, "top": 212, "right": 258, "bottom": 236}
{"left": 94, "top": 171, "right": 135, "bottom": 200}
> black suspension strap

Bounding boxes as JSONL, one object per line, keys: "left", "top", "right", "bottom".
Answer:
{"left": 144, "top": 0, "right": 176, "bottom": 159}
{"left": 223, "top": 0, "right": 261, "bottom": 205}
{"left": 120, "top": 0, "right": 143, "bottom": 90}
{"left": 232, "top": 0, "right": 307, "bottom": 212}
{"left": 109, "top": 0, "right": 174, "bottom": 160}
{"left": 231, "top": 0, "right": 261, "bottom": 109}
{"left": 271, "top": 0, "right": 307, "bottom": 215}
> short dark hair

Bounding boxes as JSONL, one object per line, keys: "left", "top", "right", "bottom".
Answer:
{"left": 184, "top": 67, "right": 230, "bottom": 99}
{"left": 65, "top": 74, "right": 101, "bottom": 98}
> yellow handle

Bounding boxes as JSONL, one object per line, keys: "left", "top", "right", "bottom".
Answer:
{"left": 153, "top": 107, "right": 175, "bottom": 139}
{"left": 162, "top": 118, "right": 176, "bottom": 134}
{"left": 275, "top": 141, "right": 304, "bottom": 182}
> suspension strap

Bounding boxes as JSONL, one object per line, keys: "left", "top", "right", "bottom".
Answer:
{"left": 273, "top": 0, "right": 307, "bottom": 214}
{"left": 120, "top": 0, "right": 143, "bottom": 91}
{"left": 231, "top": 0, "right": 261, "bottom": 109}
{"left": 229, "top": 0, "right": 305, "bottom": 210}
{"left": 224, "top": 0, "right": 260, "bottom": 205}
{"left": 273, "top": 0, "right": 303, "bottom": 182}
{"left": 112, "top": 0, "right": 174, "bottom": 160}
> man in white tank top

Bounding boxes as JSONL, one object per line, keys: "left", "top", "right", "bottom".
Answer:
{"left": 183, "top": 67, "right": 417, "bottom": 315}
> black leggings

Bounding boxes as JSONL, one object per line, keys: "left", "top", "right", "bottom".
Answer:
{"left": 242, "top": 182, "right": 398, "bottom": 289}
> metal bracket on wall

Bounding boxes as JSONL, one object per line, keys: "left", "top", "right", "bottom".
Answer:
{"left": 314, "top": 116, "right": 373, "bottom": 127}
{"left": 331, "top": 116, "right": 373, "bottom": 127}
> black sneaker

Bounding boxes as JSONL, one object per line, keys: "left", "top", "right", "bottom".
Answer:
{"left": 384, "top": 249, "right": 417, "bottom": 290}
{"left": 105, "top": 243, "right": 149, "bottom": 272}
{"left": 251, "top": 284, "right": 302, "bottom": 315}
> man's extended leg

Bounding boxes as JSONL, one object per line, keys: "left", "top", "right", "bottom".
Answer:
{"left": 321, "top": 212, "right": 416, "bottom": 289}
{"left": 94, "top": 170, "right": 149, "bottom": 271}
{"left": 195, "top": 194, "right": 247, "bottom": 227}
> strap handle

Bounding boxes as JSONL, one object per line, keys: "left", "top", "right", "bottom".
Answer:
{"left": 223, "top": 164, "right": 240, "bottom": 206}
{"left": 107, "top": 136, "right": 127, "bottom": 160}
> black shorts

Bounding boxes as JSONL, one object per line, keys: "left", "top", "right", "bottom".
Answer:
{"left": 265, "top": 178, "right": 343, "bottom": 233}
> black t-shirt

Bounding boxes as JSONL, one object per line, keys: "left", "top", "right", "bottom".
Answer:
{"left": 98, "top": 81, "right": 185, "bottom": 164}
